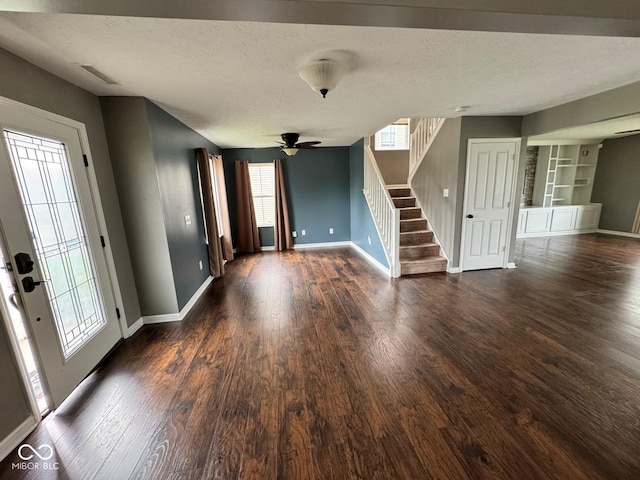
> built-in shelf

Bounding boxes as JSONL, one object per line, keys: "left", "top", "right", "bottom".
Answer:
{"left": 532, "top": 143, "right": 600, "bottom": 207}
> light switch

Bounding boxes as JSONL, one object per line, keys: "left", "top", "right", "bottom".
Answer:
{"left": 301, "top": 230, "right": 306, "bottom": 236}
{"left": 443, "top": 189, "right": 449, "bottom": 198}
{"left": 184, "top": 214, "right": 192, "bottom": 226}
{"left": 292, "top": 231, "right": 297, "bottom": 238}
{"left": 329, "top": 228, "right": 334, "bottom": 234}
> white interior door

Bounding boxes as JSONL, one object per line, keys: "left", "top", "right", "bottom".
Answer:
{"left": 462, "top": 140, "right": 518, "bottom": 271}
{"left": 0, "top": 103, "right": 121, "bottom": 408}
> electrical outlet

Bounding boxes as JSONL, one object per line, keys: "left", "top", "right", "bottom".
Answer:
{"left": 292, "top": 231, "right": 297, "bottom": 238}
{"left": 329, "top": 227, "right": 334, "bottom": 235}
{"left": 301, "top": 230, "right": 306, "bottom": 236}
{"left": 367, "top": 236, "right": 372, "bottom": 245}
{"left": 184, "top": 214, "right": 192, "bottom": 226}
{"left": 199, "top": 261, "right": 203, "bottom": 270}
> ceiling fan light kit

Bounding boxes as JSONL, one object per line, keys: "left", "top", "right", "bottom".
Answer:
{"left": 279, "top": 132, "right": 321, "bottom": 156}
{"left": 282, "top": 147, "right": 299, "bottom": 156}
{"left": 299, "top": 59, "right": 349, "bottom": 98}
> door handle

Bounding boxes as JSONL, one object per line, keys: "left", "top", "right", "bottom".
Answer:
{"left": 467, "top": 214, "right": 474, "bottom": 219}
{"left": 8, "top": 293, "right": 23, "bottom": 310}
{"left": 22, "top": 276, "right": 43, "bottom": 293}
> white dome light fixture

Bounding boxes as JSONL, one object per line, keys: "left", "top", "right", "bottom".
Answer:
{"left": 299, "top": 59, "right": 349, "bottom": 98}
{"left": 281, "top": 147, "right": 299, "bottom": 156}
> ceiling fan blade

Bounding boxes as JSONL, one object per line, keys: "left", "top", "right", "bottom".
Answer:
{"left": 296, "top": 141, "right": 321, "bottom": 149}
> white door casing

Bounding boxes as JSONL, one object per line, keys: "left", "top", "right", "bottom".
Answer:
{"left": 0, "top": 100, "right": 123, "bottom": 408}
{"left": 461, "top": 139, "right": 519, "bottom": 271}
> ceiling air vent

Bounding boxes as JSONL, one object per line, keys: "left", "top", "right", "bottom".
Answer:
{"left": 76, "top": 64, "right": 119, "bottom": 85}
{"left": 614, "top": 129, "right": 640, "bottom": 135}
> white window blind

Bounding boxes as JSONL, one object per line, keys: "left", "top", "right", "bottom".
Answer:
{"left": 375, "top": 124, "right": 410, "bottom": 150}
{"left": 248, "top": 163, "right": 275, "bottom": 227}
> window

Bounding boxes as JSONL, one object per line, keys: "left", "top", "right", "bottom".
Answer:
{"left": 248, "top": 163, "right": 275, "bottom": 227}
{"left": 375, "top": 123, "right": 410, "bottom": 150}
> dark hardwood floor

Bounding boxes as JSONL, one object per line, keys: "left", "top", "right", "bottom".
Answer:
{"left": 2, "top": 233, "right": 640, "bottom": 479}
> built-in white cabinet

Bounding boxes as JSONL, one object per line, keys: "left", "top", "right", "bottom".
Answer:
{"left": 549, "top": 207, "right": 578, "bottom": 232}
{"left": 532, "top": 144, "right": 599, "bottom": 208}
{"left": 517, "top": 204, "right": 602, "bottom": 238}
{"left": 525, "top": 208, "right": 553, "bottom": 234}
{"left": 575, "top": 204, "right": 602, "bottom": 230}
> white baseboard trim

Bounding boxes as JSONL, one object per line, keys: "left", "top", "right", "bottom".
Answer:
{"left": 517, "top": 229, "right": 597, "bottom": 238}
{"left": 179, "top": 276, "right": 214, "bottom": 318}
{"left": 142, "top": 276, "right": 214, "bottom": 325}
{"left": 597, "top": 229, "right": 640, "bottom": 239}
{"left": 448, "top": 267, "right": 461, "bottom": 274}
{"left": 125, "top": 317, "right": 144, "bottom": 337}
{"left": 506, "top": 262, "right": 517, "bottom": 269}
{"left": 350, "top": 242, "right": 391, "bottom": 277}
{"left": 0, "top": 415, "right": 38, "bottom": 462}
{"left": 142, "top": 313, "right": 181, "bottom": 324}
{"left": 294, "top": 241, "right": 351, "bottom": 250}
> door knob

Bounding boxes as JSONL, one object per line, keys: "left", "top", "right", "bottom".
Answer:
{"left": 22, "top": 276, "right": 43, "bottom": 293}
{"left": 466, "top": 214, "right": 474, "bottom": 219}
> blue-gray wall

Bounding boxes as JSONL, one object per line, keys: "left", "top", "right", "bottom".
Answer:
{"left": 221, "top": 147, "right": 351, "bottom": 246}
{"left": 349, "top": 140, "right": 389, "bottom": 268}
{"left": 145, "top": 101, "right": 220, "bottom": 310}
{"left": 592, "top": 134, "right": 640, "bottom": 232}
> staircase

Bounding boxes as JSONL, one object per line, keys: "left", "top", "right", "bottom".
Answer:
{"left": 388, "top": 186, "right": 447, "bottom": 275}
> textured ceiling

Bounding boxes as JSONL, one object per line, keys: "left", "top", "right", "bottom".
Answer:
{"left": 2, "top": 13, "right": 640, "bottom": 147}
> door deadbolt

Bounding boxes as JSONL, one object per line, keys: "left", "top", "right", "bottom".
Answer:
{"left": 14, "top": 252, "right": 34, "bottom": 274}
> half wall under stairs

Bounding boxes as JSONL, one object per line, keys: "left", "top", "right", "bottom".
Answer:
{"left": 388, "top": 186, "right": 447, "bottom": 275}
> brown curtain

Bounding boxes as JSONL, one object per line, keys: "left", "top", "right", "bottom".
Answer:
{"left": 235, "top": 160, "right": 261, "bottom": 253}
{"left": 195, "top": 148, "right": 225, "bottom": 277}
{"left": 274, "top": 159, "right": 293, "bottom": 251}
{"left": 211, "top": 155, "right": 234, "bottom": 261}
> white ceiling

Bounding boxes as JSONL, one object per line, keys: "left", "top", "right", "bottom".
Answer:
{"left": 2, "top": 13, "right": 640, "bottom": 147}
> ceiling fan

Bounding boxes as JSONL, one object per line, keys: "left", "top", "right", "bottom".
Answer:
{"left": 279, "top": 133, "right": 321, "bottom": 156}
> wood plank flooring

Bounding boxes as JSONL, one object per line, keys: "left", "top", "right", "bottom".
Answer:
{"left": 2, "top": 233, "right": 640, "bottom": 479}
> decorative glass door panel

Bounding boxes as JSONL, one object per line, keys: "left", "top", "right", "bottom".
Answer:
{"left": 3, "top": 130, "right": 107, "bottom": 359}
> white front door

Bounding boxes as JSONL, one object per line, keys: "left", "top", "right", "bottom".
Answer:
{"left": 0, "top": 103, "right": 121, "bottom": 408}
{"left": 462, "top": 140, "right": 518, "bottom": 271}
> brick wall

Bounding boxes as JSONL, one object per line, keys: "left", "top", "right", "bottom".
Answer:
{"left": 521, "top": 146, "right": 538, "bottom": 207}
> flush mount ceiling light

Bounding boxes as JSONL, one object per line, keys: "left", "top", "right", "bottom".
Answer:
{"left": 455, "top": 106, "right": 470, "bottom": 113}
{"left": 299, "top": 59, "right": 349, "bottom": 98}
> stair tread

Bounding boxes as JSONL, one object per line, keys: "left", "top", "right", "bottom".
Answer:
{"left": 400, "top": 243, "right": 438, "bottom": 249}
{"left": 400, "top": 218, "right": 426, "bottom": 222}
{"left": 400, "top": 256, "right": 447, "bottom": 265}
{"left": 400, "top": 229, "right": 432, "bottom": 235}
{"left": 393, "top": 196, "right": 415, "bottom": 200}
